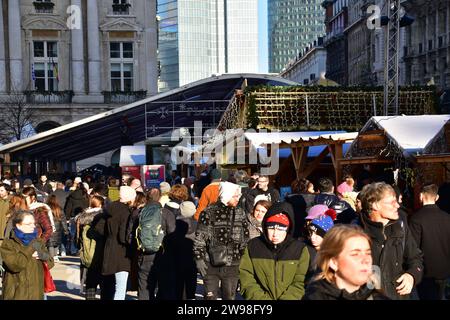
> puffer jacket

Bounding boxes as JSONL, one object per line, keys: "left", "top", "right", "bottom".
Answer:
{"left": 239, "top": 208, "right": 310, "bottom": 300}
{"left": 303, "top": 278, "right": 388, "bottom": 300}
{"left": 359, "top": 210, "right": 423, "bottom": 300}
{"left": 0, "top": 234, "right": 54, "bottom": 300}
{"left": 193, "top": 201, "right": 249, "bottom": 266}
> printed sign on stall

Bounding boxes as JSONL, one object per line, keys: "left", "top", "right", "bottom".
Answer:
{"left": 142, "top": 165, "right": 165, "bottom": 189}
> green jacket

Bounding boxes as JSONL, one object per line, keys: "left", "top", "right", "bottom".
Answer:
{"left": 239, "top": 204, "right": 309, "bottom": 300}
{"left": 239, "top": 238, "right": 309, "bottom": 300}
{"left": 0, "top": 197, "right": 10, "bottom": 242}
{"left": 108, "top": 187, "right": 120, "bottom": 202}
{"left": 0, "top": 234, "right": 54, "bottom": 300}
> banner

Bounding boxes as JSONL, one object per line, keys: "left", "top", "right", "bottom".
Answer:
{"left": 142, "top": 165, "right": 165, "bottom": 189}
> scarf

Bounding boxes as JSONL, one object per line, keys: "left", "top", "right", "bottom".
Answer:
{"left": 13, "top": 228, "right": 38, "bottom": 246}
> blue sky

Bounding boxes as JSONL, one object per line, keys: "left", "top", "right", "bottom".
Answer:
{"left": 258, "top": 0, "right": 268, "bottom": 73}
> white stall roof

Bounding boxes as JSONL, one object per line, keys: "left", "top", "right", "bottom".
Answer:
{"left": 243, "top": 131, "right": 358, "bottom": 148}
{"left": 368, "top": 115, "right": 450, "bottom": 154}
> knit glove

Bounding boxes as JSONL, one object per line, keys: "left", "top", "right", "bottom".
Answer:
{"left": 195, "top": 259, "right": 208, "bottom": 277}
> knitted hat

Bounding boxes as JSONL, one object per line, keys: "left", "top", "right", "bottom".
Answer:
{"left": 23, "top": 178, "right": 33, "bottom": 186}
{"left": 219, "top": 181, "right": 241, "bottom": 205}
{"left": 120, "top": 186, "right": 137, "bottom": 203}
{"left": 253, "top": 194, "right": 269, "bottom": 205}
{"left": 180, "top": 201, "right": 197, "bottom": 218}
{"left": 306, "top": 204, "right": 329, "bottom": 220}
{"left": 309, "top": 215, "right": 334, "bottom": 238}
{"left": 159, "top": 182, "right": 171, "bottom": 194}
{"left": 266, "top": 213, "right": 290, "bottom": 231}
{"left": 210, "top": 169, "right": 221, "bottom": 180}
{"left": 337, "top": 181, "right": 353, "bottom": 195}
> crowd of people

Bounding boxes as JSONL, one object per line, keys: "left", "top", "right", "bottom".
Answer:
{"left": 0, "top": 168, "right": 450, "bottom": 301}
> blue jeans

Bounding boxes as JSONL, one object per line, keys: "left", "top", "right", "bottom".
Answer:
{"left": 114, "top": 271, "right": 129, "bottom": 300}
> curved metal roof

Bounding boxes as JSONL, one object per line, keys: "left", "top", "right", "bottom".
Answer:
{"left": 0, "top": 74, "right": 297, "bottom": 162}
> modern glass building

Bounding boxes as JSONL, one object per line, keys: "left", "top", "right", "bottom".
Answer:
{"left": 268, "top": 0, "right": 325, "bottom": 73}
{"left": 157, "top": 0, "right": 259, "bottom": 92}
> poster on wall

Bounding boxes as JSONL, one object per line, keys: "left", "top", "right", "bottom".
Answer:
{"left": 142, "top": 165, "right": 165, "bottom": 189}
{"left": 121, "top": 166, "right": 142, "bottom": 181}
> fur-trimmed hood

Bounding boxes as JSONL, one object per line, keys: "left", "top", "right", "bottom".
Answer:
{"left": 76, "top": 207, "right": 103, "bottom": 226}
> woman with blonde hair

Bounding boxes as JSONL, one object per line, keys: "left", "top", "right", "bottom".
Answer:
{"left": 303, "top": 224, "right": 387, "bottom": 300}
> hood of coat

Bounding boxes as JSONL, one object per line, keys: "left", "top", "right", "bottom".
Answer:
{"left": 261, "top": 202, "right": 295, "bottom": 248}
{"left": 77, "top": 207, "right": 103, "bottom": 226}
{"left": 305, "top": 279, "right": 375, "bottom": 300}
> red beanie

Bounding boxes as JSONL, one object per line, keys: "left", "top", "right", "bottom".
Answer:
{"left": 266, "top": 213, "right": 290, "bottom": 228}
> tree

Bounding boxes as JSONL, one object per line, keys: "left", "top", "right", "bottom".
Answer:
{"left": 0, "top": 89, "right": 36, "bottom": 144}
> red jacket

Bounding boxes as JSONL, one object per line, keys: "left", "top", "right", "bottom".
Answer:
{"left": 33, "top": 209, "right": 53, "bottom": 242}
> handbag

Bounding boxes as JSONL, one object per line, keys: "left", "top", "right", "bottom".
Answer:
{"left": 42, "top": 261, "right": 56, "bottom": 293}
{"left": 208, "top": 209, "right": 236, "bottom": 267}
{"left": 208, "top": 245, "right": 228, "bottom": 267}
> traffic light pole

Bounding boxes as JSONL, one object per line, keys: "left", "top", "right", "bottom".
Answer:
{"left": 383, "top": 0, "right": 401, "bottom": 116}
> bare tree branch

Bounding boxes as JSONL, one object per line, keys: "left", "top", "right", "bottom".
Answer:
{"left": 0, "top": 86, "right": 36, "bottom": 144}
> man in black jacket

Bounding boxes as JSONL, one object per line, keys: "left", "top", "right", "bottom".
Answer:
{"left": 194, "top": 182, "right": 249, "bottom": 300}
{"left": 409, "top": 184, "right": 450, "bottom": 300}
{"left": 359, "top": 182, "right": 423, "bottom": 300}
{"left": 248, "top": 175, "right": 280, "bottom": 206}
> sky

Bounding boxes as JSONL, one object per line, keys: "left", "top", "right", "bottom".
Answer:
{"left": 258, "top": 0, "right": 268, "bottom": 73}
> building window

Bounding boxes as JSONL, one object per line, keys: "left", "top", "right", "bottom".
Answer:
{"left": 112, "top": 0, "right": 131, "bottom": 15}
{"left": 33, "top": 0, "right": 55, "bottom": 14}
{"left": 33, "top": 41, "right": 58, "bottom": 91}
{"left": 110, "top": 42, "right": 134, "bottom": 91}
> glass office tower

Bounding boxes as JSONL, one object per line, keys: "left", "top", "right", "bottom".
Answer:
{"left": 268, "top": 0, "right": 325, "bottom": 73}
{"left": 158, "top": 0, "right": 259, "bottom": 92}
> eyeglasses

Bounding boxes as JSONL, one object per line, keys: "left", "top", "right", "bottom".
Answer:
{"left": 21, "top": 223, "right": 35, "bottom": 227}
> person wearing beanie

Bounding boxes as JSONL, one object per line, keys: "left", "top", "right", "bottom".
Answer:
{"left": 239, "top": 208, "right": 310, "bottom": 300}
{"left": 173, "top": 201, "right": 198, "bottom": 299}
{"left": 159, "top": 182, "right": 171, "bottom": 207}
{"left": 307, "top": 215, "right": 334, "bottom": 250}
{"left": 100, "top": 185, "right": 135, "bottom": 300}
{"left": 193, "top": 169, "right": 222, "bottom": 221}
{"left": 193, "top": 181, "right": 249, "bottom": 300}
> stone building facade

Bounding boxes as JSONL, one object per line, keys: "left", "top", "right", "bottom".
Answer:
{"left": 0, "top": 0, "right": 157, "bottom": 133}
{"left": 403, "top": 0, "right": 450, "bottom": 91}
